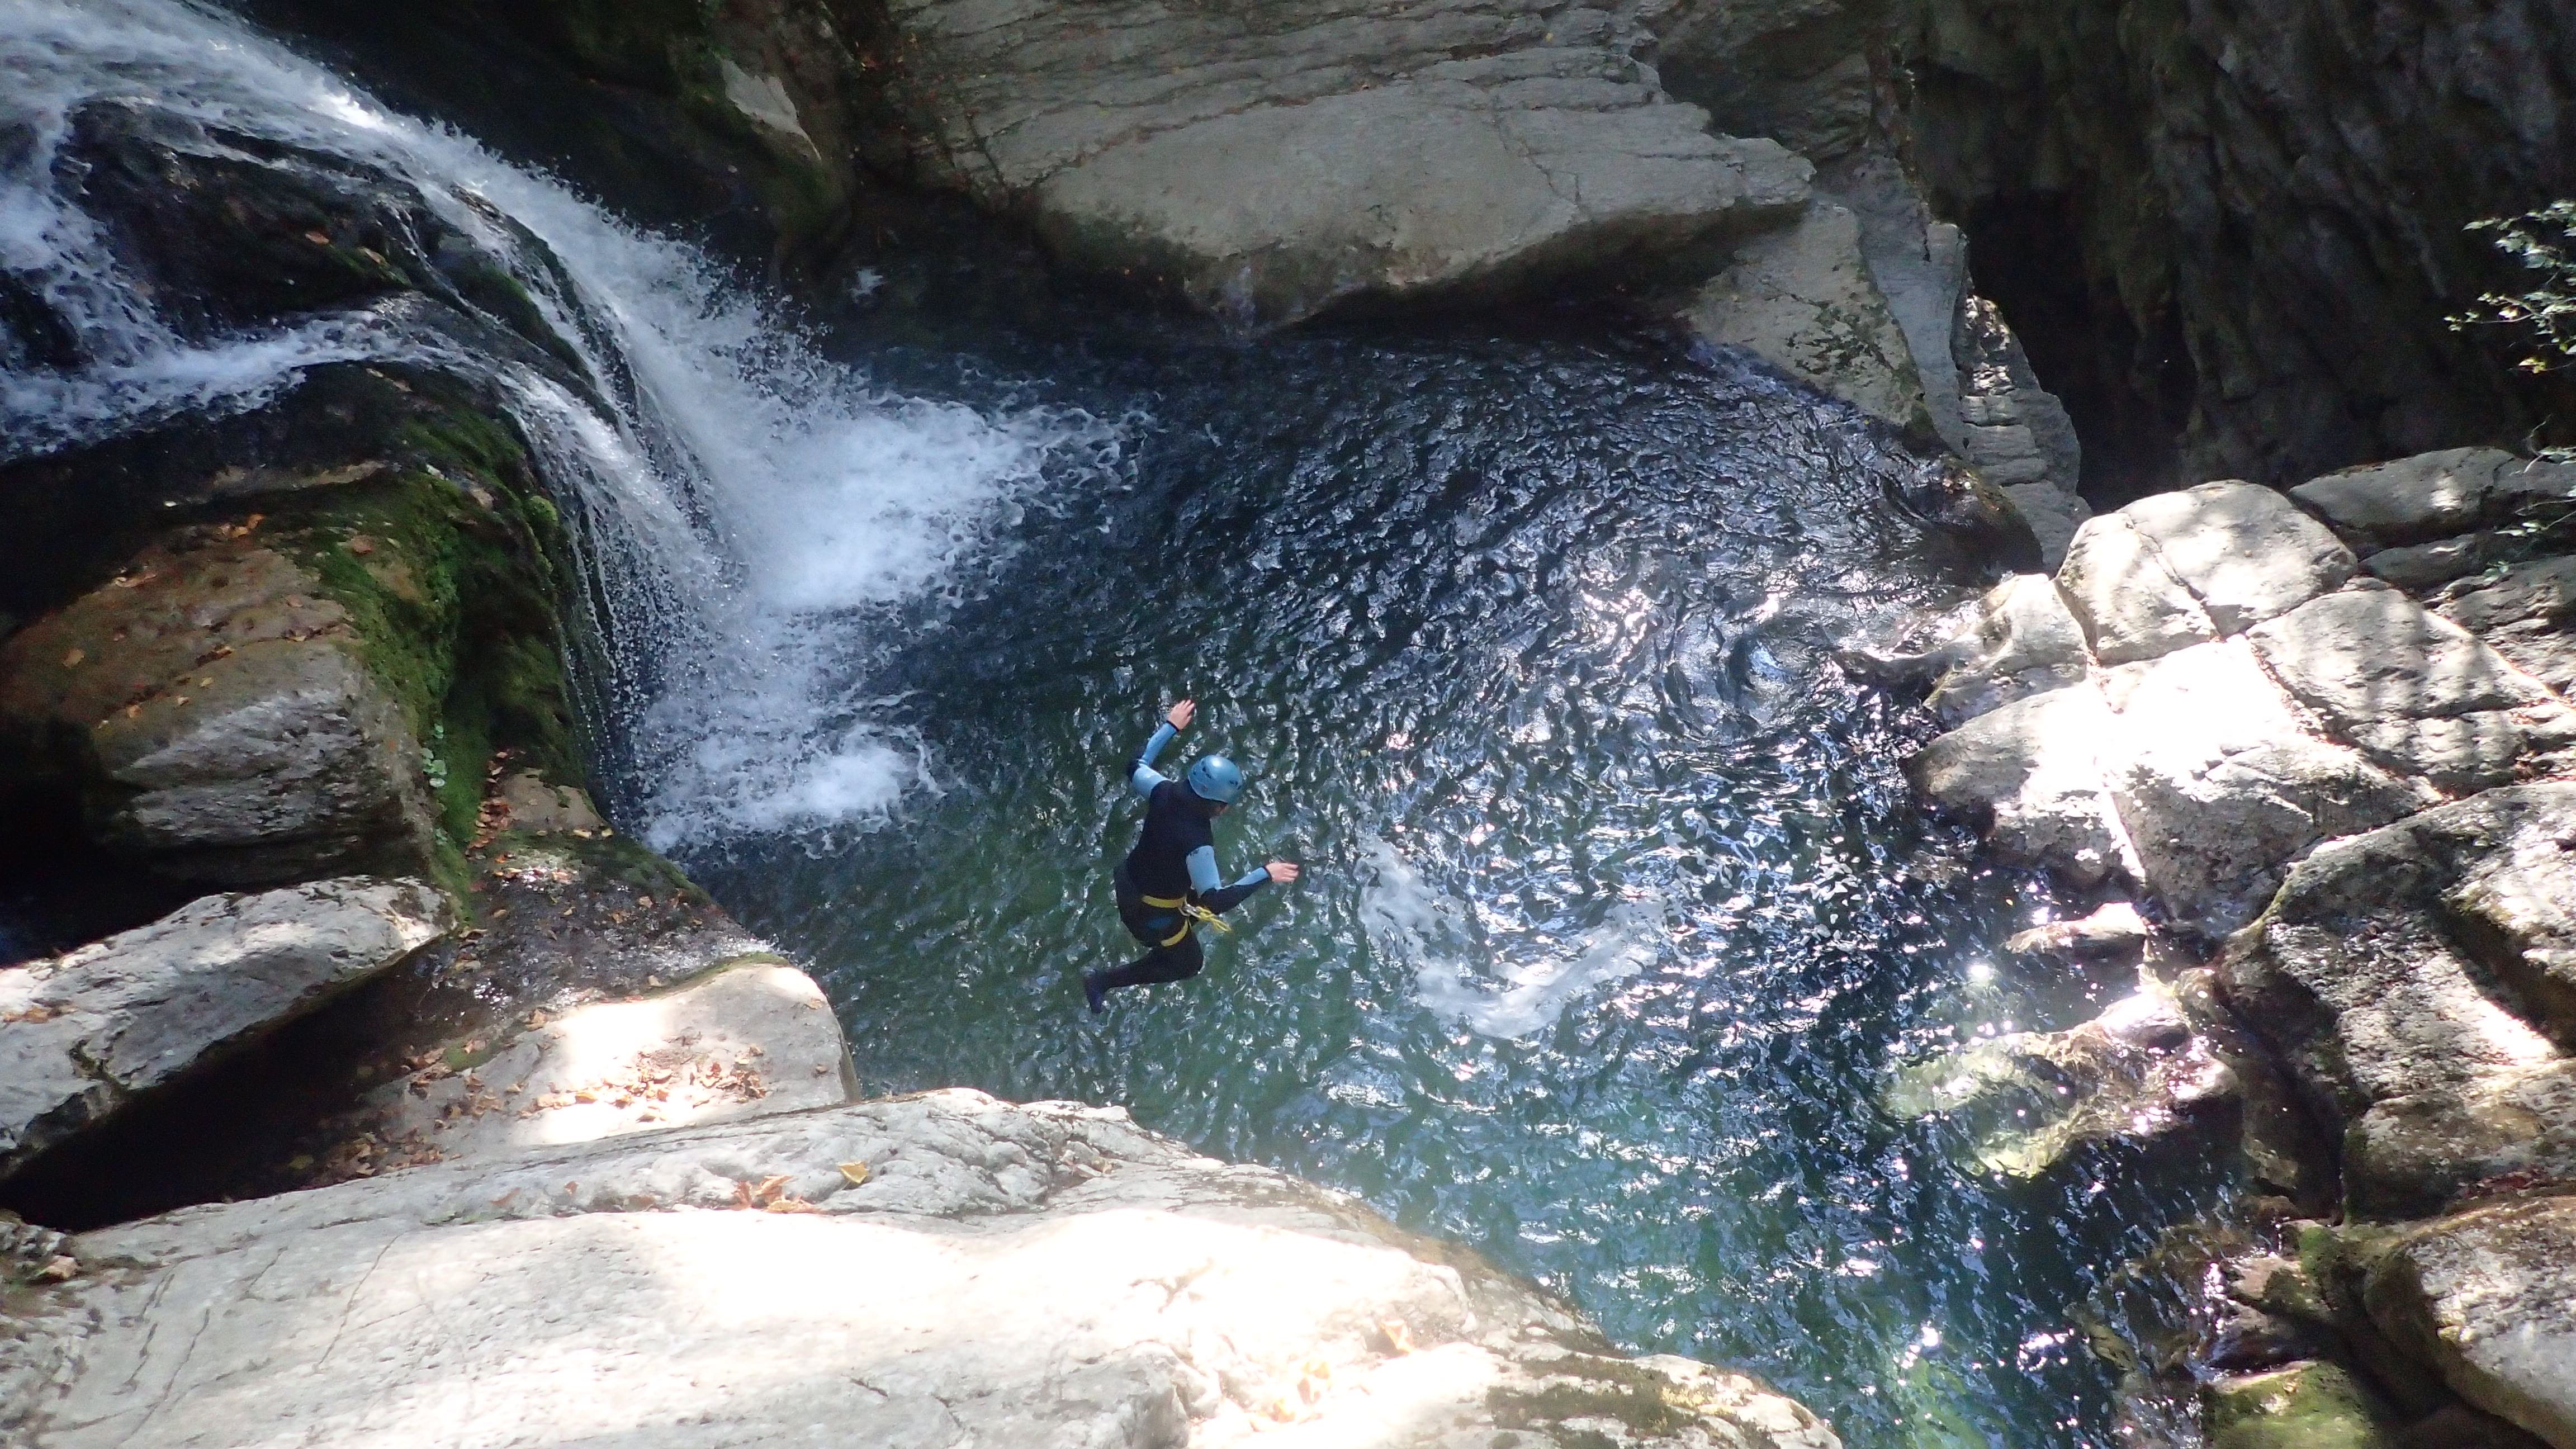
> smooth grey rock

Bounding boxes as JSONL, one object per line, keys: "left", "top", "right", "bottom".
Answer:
{"left": 0, "top": 1090, "right": 1838, "bottom": 1449}
{"left": 2348, "top": 1061, "right": 2576, "bottom": 1218}
{"left": 2248, "top": 587, "right": 2574, "bottom": 795}
{"left": 2365, "top": 1197, "right": 2576, "bottom": 1449}
{"left": 1687, "top": 201, "right": 1928, "bottom": 428}
{"left": 878, "top": 0, "right": 1813, "bottom": 325}
{"left": 1907, "top": 684, "right": 2139, "bottom": 886}
{"left": 2122, "top": 482, "right": 2359, "bottom": 634}
{"left": 2440, "top": 556, "right": 2576, "bottom": 696}
{"left": 2222, "top": 785, "right": 2576, "bottom": 1150}
{"left": 2057, "top": 510, "right": 2219, "bottom": 665}
{"left": 1922, "top": 573, "right": 2092, "bottom": 726}
{"left": 359, "top": 961, "right": 856, "bottom": 1167}
{"left": 0, "top": 878, "right": 450, "bottom": 1180}
{"left": 2101, "top": 640, "right": 2425, "bottom": 936}
{"left": 2294, "top": 450, "right": 2576, "bottom": 549}
{"left": 2366, "top": 532, "right": 2515, "bottom": 592}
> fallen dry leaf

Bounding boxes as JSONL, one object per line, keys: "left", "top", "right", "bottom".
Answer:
{"left": 837, "top": 1161, "right": 870, "bottom": 1186}
{"left": 36, "top": 1256, "right": 78, "bottom": 1283}
{"left": 60, "top": 648, "right": 83, "bottom": 667}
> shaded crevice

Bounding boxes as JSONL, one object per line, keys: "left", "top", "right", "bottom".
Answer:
{"left": 1959, "top": 191, "right": 2193, "bottom": 509}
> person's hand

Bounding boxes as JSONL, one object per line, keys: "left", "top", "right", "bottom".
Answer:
{"left": 1265, "top": 861, "right": 1301, "bottom": 884}
{"left": 1166, "top": 699, "right": 1196, "bottom": 730}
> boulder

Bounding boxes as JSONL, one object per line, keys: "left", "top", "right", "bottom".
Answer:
{"left": 2222, "top": 786, "right": 2576, "bottom": 1154}
{"left": 2100, "top": 640, "right": 2424, "bottom": 935}
{"left": 1907, "top": 684, "right": 2139, "bottom": 886}
{"left": 0, "top": 878, "right": 450, "bottom": 1181}
{"left": 2247, "top": 587, "right": 2575, "bottom": 796}
{"left": 2347, "top": 1062, "right": 2576, "bottom": 1218}
{"left": 1921, "top": 573, "right": 2092, "bottom": 726}
{"left": 2292, "top": 451, "right": 2576, "bottom": 550}
{"left": 874, "top": 0, "right": 1812, "bottom": 324}
{"left": 1687, "top": 202, "right": 1928, "bottom": 429}
{"left": 2365, "top": 533, "right": 2517, "bottom": 593}
{"left": 357, "top": 960, "right": 855, "bottom": 1167}
{"left": 2438, "top": 556, "right": 2576, "bottom": 697}
{"left": 2365, "top": 1196, "right": 2576, "bottom": 1449}
{"left": 2201, "top": 1361, "right": 2405, "bottom": 1449}
{"left": 0, "top": 1090, "right": 1838, "bottom": 1449}
{"left": 2056, "top": 509, "right": 2218, "bottom": 665}
{"left": 0, "top": 532, "right": 435, "bottom": 885}
{"left": 2058, "top": 481, "right": 2356, "bottom": 666}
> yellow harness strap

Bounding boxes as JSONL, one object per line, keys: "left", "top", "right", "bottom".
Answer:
{"left": 1142, "top": 892, "right": 1233, "bottom": 947}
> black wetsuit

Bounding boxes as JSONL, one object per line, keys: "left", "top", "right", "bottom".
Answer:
{"left": 1089, "top": 722, "right": 1270, "bottom": 1001}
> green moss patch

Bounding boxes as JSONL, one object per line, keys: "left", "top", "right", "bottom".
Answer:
{"left": 2203, "top": 1362, "right": 2400, "bottom": 1449}
{"left": 264, "top": 381, "right": 583, "bottom": 875}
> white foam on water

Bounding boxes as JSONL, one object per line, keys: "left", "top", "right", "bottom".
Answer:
{"left": 1, "top": 0, "right": 1114, "bottom": 846}
{"left": 1365, "top": 837, "right": 1661, "bottom": 1039}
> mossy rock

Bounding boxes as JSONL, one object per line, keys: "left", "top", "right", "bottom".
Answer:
{"left": 2204, "top": 1362, "right": 2403, "bottom": 1449}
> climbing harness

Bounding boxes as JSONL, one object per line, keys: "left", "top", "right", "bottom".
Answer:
{"left": 1140, "top": 891, "right": 1234, "bottom": 946}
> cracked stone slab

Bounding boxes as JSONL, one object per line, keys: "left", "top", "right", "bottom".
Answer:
{"left": 1, "top": 1090, "right": 1837, "bottom": 1449}
{"left": 0, "top": 878, "right": 450, "bottom": 1180}
{"left": 2222, "top": 785, "right": 2576, "bottom": 1162}
{"left": 2058, "top": 482, "right": 2356, "bottom": 665}
{"left": 2247, "top": 585, "right": 2576, "bottom": 795}
{"left": 2099, "top": 639, "right": 2424, "bottom": 936}
{"left": 1907, "top": 682, "right": 2139, "bottom": 887}
{"left": 2438, "top": 555, "right": 2576, "bottom": 696}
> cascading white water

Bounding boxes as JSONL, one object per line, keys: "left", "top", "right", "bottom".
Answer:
{"left": 0, "top": 0, "right": 1115, "bottom": 845}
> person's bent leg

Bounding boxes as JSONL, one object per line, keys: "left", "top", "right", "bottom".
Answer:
{"left": 1086, "top": 934, "right": 1204, "bottom": 1002}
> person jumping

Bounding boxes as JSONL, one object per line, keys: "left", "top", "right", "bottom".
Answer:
{"left": 1083, "top": 698, "right": 1299, "bottom": 1014}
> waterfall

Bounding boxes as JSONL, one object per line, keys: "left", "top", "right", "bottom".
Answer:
{"left": 0, "top": 0, "right": 1114, "bottom": 847}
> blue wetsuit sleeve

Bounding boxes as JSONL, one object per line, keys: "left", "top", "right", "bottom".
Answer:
{"left": 1129, "top": 721, "right": 1176, "bottom": 797}
{"left": 1192, "top": 850, "right": 1271, "bottom": 915}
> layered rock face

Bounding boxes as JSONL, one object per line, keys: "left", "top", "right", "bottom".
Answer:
{"left": 1898, "top": 0, "right": 2576, "bottom": 487}
{"left": 1898, "top": 451, "right": 2576, "bottom": 1447}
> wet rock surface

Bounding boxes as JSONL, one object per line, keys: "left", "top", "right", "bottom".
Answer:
{"left": 0, "top": 1088, "right": 1837, "bottom": 1449}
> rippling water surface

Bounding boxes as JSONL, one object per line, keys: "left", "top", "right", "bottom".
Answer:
{"left": 683, "top": 326, "right": 2234, "bottom": 1447}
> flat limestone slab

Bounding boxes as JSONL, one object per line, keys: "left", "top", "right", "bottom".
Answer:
{"left": 2, "top": 1090, "right": 1837, "bottom": 1449}
{"left": 0, "top": 878, "right": 449, "bottom": 1180}
{"left": 361, "top": 960, "right": 856, "bottom": 1165}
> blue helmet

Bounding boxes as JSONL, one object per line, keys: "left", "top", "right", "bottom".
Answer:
{"left": 1185, "top": 754, "right": 1244, "bottom": 805}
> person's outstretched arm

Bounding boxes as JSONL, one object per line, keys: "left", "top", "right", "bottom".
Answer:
{"left": 1129, "top": 699, "right": 1195, "bottom": 797}
{"left": 1188, "top": 852, "right": 1301, "bottom": 914}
